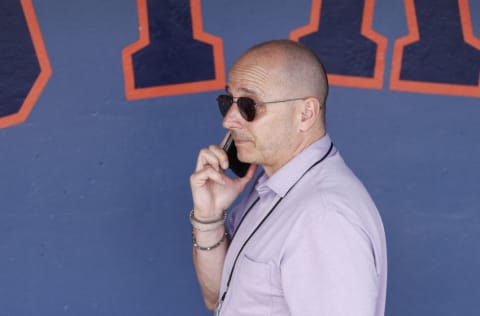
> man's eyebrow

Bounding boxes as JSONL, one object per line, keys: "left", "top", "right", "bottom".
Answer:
{"left": 225, "top": 85, "right": 259, "bottom": 96}
{"left": 240, "top": 87, "right": 258, "bottom": 95}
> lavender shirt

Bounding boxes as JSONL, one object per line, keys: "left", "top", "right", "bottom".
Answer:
{"left": 218, "top": 134, "right": 387, "bottom": 316}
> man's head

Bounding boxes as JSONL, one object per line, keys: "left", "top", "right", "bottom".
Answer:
{"left": 221, "top": 39, "right": 329, "bottom": 175}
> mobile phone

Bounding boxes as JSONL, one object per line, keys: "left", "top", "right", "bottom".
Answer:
{"left": 223, "top": 134, "right": 250, "bottom": 177}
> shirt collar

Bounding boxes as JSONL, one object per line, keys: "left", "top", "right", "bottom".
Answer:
{"left": 255, "top": 134, "right": 335, "bottom": 198}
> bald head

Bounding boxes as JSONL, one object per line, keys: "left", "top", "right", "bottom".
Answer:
{"left": 239, "top": 40, "right": 329, "bottom": 107}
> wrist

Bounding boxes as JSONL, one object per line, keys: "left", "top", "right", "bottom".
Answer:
{"left": 191, "top": 208, "right": 225, "bottom": 223}
{"left": 192, "top": 230, "right": 228, "bottom": 251}
{"left": 190, "top": 209, "right": 227, "bottom": 232}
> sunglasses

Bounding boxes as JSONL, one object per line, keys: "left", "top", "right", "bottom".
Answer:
{"left": 217, "top": 94, "right": 306, "bottom": 122}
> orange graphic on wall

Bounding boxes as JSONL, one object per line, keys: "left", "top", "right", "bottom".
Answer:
{"left": 0, "top": 0, "right": 52, "bottom": 129}
{"left": 290, "top": 0, "right": 387, "bottom": 90}
{"left": 122, "top": 0, "right": 225, "bottom": 100}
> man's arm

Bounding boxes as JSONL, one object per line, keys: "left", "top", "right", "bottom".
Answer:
{"left": 189, "top": 141, "right": 257, "bottom": 310}
{"left": 192, "top": 227, "right": 229, "bottom": 310}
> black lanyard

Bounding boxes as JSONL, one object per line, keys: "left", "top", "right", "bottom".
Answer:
{"left": 216, "top": 142, "right": 333, "bottom": 315}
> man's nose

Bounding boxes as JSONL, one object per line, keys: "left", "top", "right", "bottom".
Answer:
{"left": 222, "top": 102, "right": 243, "bottom": 129}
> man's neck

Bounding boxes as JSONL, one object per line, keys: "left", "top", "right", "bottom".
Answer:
{"left": 263, "top": 130, "right": 326, "bottom": 176}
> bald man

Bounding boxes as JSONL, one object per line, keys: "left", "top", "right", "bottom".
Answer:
{"left": 189, "top": 40, "right": 387, "bottom": 316}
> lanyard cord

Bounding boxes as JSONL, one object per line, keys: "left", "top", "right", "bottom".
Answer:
{"left": 217, "top": 142, "right": 334, "bottom": 313}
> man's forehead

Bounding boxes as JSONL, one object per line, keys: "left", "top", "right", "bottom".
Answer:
{"left": 227, "top": 62, "right": 279, "bottom": 93}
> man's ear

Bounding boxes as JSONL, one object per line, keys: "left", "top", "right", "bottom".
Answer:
{"left": 299, "top": 97, "right": 320, "bottom": 131}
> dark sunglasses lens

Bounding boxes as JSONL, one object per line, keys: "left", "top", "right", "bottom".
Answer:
{"left": 217, "top": 95, "right": 233, "bottom": 116}
{"left": 237, "top": 97, "right": 256, "bottom": 121}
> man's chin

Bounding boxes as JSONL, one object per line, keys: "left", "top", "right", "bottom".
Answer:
{"left": 235, "top": 143, "right": 258, "bottom": 164}
{"left": 237, "top": 153, "right": 253, "bottom": 164}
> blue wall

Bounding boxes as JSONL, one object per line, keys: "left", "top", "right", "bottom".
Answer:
{"left": 1, "top": 0, "right": 479, "bottom": 315}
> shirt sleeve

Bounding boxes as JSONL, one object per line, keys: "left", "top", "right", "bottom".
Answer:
{"left": 280, "top": 205, "right": 379, "bottom": 316}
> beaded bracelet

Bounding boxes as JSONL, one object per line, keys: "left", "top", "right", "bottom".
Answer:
{"left": 192, "top": 232, "right": 228, "bottom": 251}
{"left": 190, "top": 209, "right": 227, "bottom": 232}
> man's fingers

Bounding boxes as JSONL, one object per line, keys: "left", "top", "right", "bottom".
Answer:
{"left": 196, "top": 147, "right": 220, "bottom": 172}
{"left": 208, "top": 144, "right": 229, "bottom": 170}
{"left": 195, "top": 145, "right": 229, "bottom": 172}
{"left": 190, "top": 165, "right": 226, "bottom": 187}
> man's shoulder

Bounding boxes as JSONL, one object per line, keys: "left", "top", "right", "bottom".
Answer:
{"left": 301, "top": 153, "right": 366, "bottom": 196}
{"left": 289, "top": 154, "right": 378, "bottom": 223}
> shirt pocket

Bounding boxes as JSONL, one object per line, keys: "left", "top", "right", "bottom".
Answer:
{"left": 230, "top": 254, "right": 273, "bottom": 316}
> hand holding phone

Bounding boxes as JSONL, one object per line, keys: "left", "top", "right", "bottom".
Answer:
{"left": 223, "top": 134, "right": 250, "bottom": 178}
